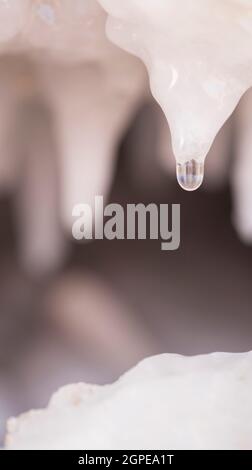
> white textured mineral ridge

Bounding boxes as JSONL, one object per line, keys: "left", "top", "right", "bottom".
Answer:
{"left": 5, "top": 352, "right": 252, "bottom": 450}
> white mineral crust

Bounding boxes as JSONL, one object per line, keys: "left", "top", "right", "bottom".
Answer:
{"left": 5, "top": 352, "right": 252, "bottom": 450}
{"left": 99, "top": 0, "right": 252, "bottom": 165}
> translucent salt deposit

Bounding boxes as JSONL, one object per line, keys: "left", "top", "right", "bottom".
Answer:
{"left": 99, "top": 0, "right": 252, "bottom": 189}
{"left": 0, "top": 0, "right": 29, "bottom": 44}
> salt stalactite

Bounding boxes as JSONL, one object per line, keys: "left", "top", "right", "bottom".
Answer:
{"left": 0, "top": 56, "right": 36, "bottom": 193}
{"left": 5, "top": 352, "right": 252, "bottom": 450}
{"left": 14, "top": 96, "right": 66, "bottom": 275}
{"left": 26, "top": 0, "right": 108, "bottom": 62}
{"left": 0, "top": 56, "right": 66, "bottom": 274}
{"left": 232, "top": 88, "right": 252, "bottom": 242}
{"left": 37, "top": 2, "right": 146, "bottom": 231}
{"left": 0, "top": 0, "right": 29, "bottom": 44}
{"left": 40, "top": 59, "right": 145, "bottom": 231}
{"left": 204, "top": 119, "right": 233, "bottom": 189}
{"left": 0, "top": 0, "right": 114, "bottom": 63}
{"left": 0, "top": 60, "right": 17, "bottom": 193}
{"left": 157, "top": 108, "right": 233, "bottom": 189}
{"left": 99, "top": 0, "right": 252, "bottom": 190}
{"left": 0, "top": 0, "right": 146, "bottom": 235}
{"left": 0, "top": 0, "right": 146, "bottom": 271}
{"left": 39, "top": 63, "right": 116, "bottom": 231}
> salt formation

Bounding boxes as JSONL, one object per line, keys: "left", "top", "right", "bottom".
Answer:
{"left": 0, "top": 0, "right": 29, "bottom": 44}
{"left": 0, "top": 0, "right": 146, "bottom": 271}
{"left": 232, "top": 88, "right": 252, "bottom": 242}
{"left": 28, "top": 1, "right": 146, "bottom": 230}
{"left": 157, "top": 110, "right": 232, "bottom": 189}
{"left": 0, "top": 0, "right": 252, "bottom": 263}
{"left": 99, "top": 0, "right": 252, "bottom": 190}
{"left": 5, "top": 352, "right": 252, "bottom": 450}
{"left": 39, "top": 61, "right": 146, "bottom": 231}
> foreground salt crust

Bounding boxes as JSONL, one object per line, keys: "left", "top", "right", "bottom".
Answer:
{"left": 5, "top": 352, "right": 252, "bottom": 450}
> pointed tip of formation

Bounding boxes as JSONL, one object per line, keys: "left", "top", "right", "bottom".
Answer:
{"left": 176, "top": 159, "right": 204, "bottom": 191}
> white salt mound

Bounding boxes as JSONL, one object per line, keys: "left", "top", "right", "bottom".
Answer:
{"left": 5, "top": 352, "right": 252, "bottom": 450}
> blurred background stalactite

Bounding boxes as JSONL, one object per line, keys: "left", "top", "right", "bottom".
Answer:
{"left": 0, "top": 100, "right": 252, "bottom": 443}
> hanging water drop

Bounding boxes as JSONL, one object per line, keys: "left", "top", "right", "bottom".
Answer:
{"left": 176, "top": 159, "right": 204, "bottom": 191}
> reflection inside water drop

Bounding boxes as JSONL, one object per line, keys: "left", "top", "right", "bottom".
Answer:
{"left": 176, "top": 159, "right": 204, "bottom": 191}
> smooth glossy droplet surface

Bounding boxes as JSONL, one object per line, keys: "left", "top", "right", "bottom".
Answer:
{"left": 176, "top": 159, "right": 204, "bottom": 191}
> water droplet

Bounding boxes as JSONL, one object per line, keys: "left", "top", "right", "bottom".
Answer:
{"left": 176, "top": 159, "right": 204, "bottom": 191}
